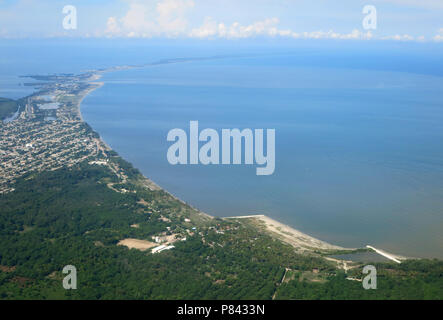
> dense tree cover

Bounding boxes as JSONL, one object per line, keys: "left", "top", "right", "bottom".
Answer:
{"left": 0, "top": 163, "right": 442, "bottom": 300}
{"left": 0, "top": 98, "right": 18, "bottom": 120}
{"left": 275, "top": 259, "right": 443, "bottom": 300}
{"left": 0, "top": 164, "right": 332, "bottom": 299}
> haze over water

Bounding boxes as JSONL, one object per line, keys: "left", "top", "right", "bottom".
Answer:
{"left": 2, "top": 40, "right": 443, "bottom": 258}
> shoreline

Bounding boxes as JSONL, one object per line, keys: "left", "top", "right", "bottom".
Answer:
{"left": 79, "top": 71, "right": 213, "bottom": 221}
{"left": 77, "top": 81, "right": 104, "bottom": 123}
{"left": 76, "top": 67, "right": 408, "bottom": 258}
{"left": 77, "top": 71, "right": 344, "bottom": 247}
{"left": 225, "top": 214, "right": 347, "bottom": 252}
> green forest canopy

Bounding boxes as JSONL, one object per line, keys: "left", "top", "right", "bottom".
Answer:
{"left": 0, "top": 97, "right": 18, "bottom": 120}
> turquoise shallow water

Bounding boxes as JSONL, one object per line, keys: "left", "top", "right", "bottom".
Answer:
{"left": 1, "top": 39, "right": 443, "bottom": 258}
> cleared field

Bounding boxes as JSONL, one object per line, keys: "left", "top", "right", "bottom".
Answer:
{"left": 117, "top": 238, "right": 157, "bottom": 251}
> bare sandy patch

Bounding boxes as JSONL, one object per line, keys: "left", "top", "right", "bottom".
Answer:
{"left": 137, "top": 199, "right": 149, "bottom": 207}
{"left": 0, "top": 265, "right": 16, "bottom": 273}
{"left": 117, "top": 238, "right": 157, "bottom": 251}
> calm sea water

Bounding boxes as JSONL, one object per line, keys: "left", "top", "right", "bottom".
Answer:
{"left": 2, "top": 40, "right": 443, "bottom": 258}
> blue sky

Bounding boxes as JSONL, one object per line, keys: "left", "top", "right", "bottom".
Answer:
{"left": 0, "top": 0, "right": 442, "bottom": 41}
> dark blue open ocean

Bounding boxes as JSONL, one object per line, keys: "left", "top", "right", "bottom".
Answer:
{"left": 2, "top": 39, "right": 443, "bottom": 258}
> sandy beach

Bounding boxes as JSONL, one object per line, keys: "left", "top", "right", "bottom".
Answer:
{"left": 225, "top": 215, "right": 346, "bottom": 252}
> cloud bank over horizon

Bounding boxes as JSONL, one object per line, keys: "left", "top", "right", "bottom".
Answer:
{"left": 0, "top": 0, "right": 442, "bottom": 42}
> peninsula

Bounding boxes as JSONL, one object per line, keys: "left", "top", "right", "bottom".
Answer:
{"left": 0, "top": 61, "right": 441, "bottom": 300}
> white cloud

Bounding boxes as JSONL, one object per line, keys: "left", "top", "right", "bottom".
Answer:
{"left": 381, "top": 34, "right": 415, "bottom": 41}
{"left": 156, "top": 0, "right": 194, "bottom": 34}
{"left": 101, "top": 0, "right": 437, "bottom": 42}
{"left": 433, "top": 28, "right": 443, "bottom": 42}
{"left": 189, "top": 18, "right": 373, "bottom": 41}
{"left": 189, "top": 17, "right": 290, "bottom": 39}
{"left": 106, "top": 17, "right": 121, "bottom": 34}
{"left": 302, "top": 29, "right": 373, "bottom": 40}
{"left": 108, "top": 2, "right": 374, "bottom": 41}
{"left": 106, "top": 0, "right": 194, "bottom": 37}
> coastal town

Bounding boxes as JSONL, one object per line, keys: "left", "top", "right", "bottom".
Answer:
{"left": 0, "top": 64, "right": 439, "bottom": 301}
{"left": 0, "top": 60, "right": 204, "bottom": 195}
{"left": 0, "top": 72, "right": 111, "bottom": 194}
{"left": 0, "top": 68, "right": 217, "bottom": 256}
{"left": 0, "top": 68, "right": 403, "bottom": 262}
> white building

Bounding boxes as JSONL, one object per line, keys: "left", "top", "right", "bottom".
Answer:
{"left": 151, "top": 245, "right": 175, "bottom": 254}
